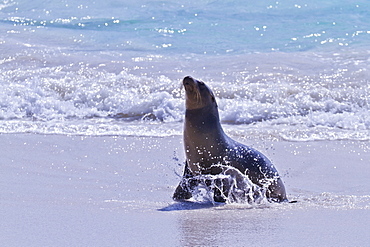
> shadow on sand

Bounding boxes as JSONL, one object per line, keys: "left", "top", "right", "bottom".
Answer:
{"left": 158, "top": 201, "right": 224, "bottom": 211}
{"left": 158, "top": 199, "right": 298, "bottom": 212}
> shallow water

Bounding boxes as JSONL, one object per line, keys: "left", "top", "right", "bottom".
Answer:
{"left": 1, "top": 134, "right": 369, "bottom": 210}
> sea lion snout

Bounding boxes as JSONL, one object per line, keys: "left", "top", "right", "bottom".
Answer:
{"left": 183, "top": 76, "right": 194, "bottom": 84}
{"left": 183, "top": 76, "right": 196, "bottom": 88}
{"left": 183, "top": 76, "right": 198, "bottom": 95}
{"left": 183, "top": 76, "right": 217, "bottom": 110}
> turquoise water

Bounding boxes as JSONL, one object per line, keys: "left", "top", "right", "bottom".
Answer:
{"left": 2, "top": 0, "right": 370, "bottom": 53}
{"left": 1, "top": 1, "right": 370, "bottom": 55}
{"left": 0, "top": 0, "right": 370, "bottom": 140}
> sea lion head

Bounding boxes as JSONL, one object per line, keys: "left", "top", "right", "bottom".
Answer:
{"left": 183, "top": 76, "right": 217, "bottom": 110}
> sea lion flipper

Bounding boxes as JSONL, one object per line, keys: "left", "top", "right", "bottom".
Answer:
{"left": 173, "top": 161, "right": 196, "bottom": 201}
{"left": 173, "top": 183, "right": 192, "bottom": 201}
{"left": 265, "top": 177, "right": 288, "bottom": 202}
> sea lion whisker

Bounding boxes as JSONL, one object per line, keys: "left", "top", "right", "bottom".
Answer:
{"left": 196, "top": 90, "right": 201, "bottom": 104}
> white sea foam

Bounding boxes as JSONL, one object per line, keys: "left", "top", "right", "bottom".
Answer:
{"left": 1, "top": 51, "right": 369, "bottom": 141}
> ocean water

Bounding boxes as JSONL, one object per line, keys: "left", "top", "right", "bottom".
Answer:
{"left": 1, "top": 0, "right": 370, "bottom": 141}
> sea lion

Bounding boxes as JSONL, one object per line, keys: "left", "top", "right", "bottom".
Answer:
{"left": 173, "top": 76, "right": 287, "bottom": 203}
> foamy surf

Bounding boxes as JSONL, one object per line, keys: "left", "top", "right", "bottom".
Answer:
{"left": 1, "top": 51, "right": 370, "bottom": 141}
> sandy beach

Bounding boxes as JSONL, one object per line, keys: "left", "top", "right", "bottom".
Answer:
{"left": 1, "top": 1, "right": 370, "bottom": 246}
{"left": 1, "top": 133, "right": 369, "bottom": 246}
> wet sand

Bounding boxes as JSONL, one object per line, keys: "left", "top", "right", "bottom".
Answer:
{"left": 0, "top": 134, "right": 369, "bottom": 246}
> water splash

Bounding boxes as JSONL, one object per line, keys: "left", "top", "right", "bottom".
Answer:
{"left": 180, "top": 166, "right": 269, "bottom": 205}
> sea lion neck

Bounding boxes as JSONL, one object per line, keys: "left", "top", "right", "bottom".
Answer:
{"left": 186, "top": 104, "right": 218, "bottom": 122}
{"left": 184, "top": 105, "right": 225, "bottom": 137}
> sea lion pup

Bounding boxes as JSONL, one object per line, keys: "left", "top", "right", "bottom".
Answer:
{"left": 173, "top": 76, "right": 287, "bottom": 203}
